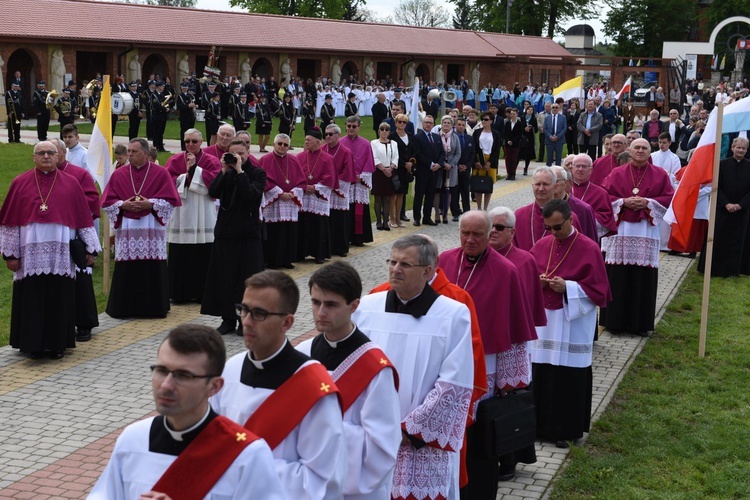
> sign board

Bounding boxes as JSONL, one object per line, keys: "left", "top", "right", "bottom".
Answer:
{"left": 686, "top": 54, "right": 698, "bottom": 80}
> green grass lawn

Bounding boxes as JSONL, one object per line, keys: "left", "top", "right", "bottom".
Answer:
{"left": 30, "top": 116, "right": 381, "bottom": 148}
{"left": 551, "top": 266, "right": 750, "bottom": 498}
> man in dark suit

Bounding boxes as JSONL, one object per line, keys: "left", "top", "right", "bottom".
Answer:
{"left": 422, "top": 94, "right": 439, "bottom": 120}
{"left": 453, "top": 117, "right": 475, "bottom": 219}
{"left": 544, "top": 103, "right": 567, "bottom": 166}
{"left": 371, "top": 92, "right": 390, "bottom": 132}
{"left": 412, "top": 116, "right": 444, "bottom": 226}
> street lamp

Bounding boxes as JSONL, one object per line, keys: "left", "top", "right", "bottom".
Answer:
{"left": 506, "top": 0, "right": 513, "bottom": 34}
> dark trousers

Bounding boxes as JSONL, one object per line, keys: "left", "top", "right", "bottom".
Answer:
{"left": 153, "top": 117, "right": 167, "bottom": 150}
{"left": 8, "top": 118, "right": 21, "bottom": 142}
{"left": 537, "top": 133, "right": 545, "bottom": 161}
{"left": 454, "top": 168, "right": 471, "bottom": 214}
{"left": 37, "top": 112, "right": 50, "bottom": 141}
{"left": 128, "top": 114, "right": 141, "bottom": 140}
{"left": 413, "top": 168, "right": 437, "bottom": 222}
{"left": 546, "top": 141, "right": 565, "bottom": 166}
{"left": 146, "top": 115, "right": 154, "bottom": 140}
{"left": 111, "top": 114, "right": 118, "bottom": 138}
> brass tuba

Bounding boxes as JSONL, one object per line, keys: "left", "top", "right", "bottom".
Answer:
{"left": 46, "top": 89, "right": 59, "bottom": 110}
{"left": 162, "top": 92, "right": 173, "bottom": 108}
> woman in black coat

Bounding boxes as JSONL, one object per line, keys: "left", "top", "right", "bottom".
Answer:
{"left": 389, "top": 113, "right": 416, "bottom": 227}
{"left": 472, "top": 110, "right": 502, "bottom": 210}
{"left": 503, "top": 108, "right": 524, "bottom": 180}
{"left": 520, "top": 105, "right": 538, "bottom": 175}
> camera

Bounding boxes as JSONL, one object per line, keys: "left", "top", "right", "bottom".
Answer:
{"left": 223, "top": 152, "right": 237, "bottom": 165}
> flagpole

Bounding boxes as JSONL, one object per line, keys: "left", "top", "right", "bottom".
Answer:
{"left": 698, "top": 101, "right": 723, "bottom": 358}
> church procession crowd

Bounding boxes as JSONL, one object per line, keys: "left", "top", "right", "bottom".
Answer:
{"left": 3, "top": 60, "right": 750, "bottom": 500}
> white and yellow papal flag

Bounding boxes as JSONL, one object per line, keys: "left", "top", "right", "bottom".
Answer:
{"left": 553, "top": 76, "right": 583, "bottom": 102}
{"left": 86, "top": 75, "right": 113, "bottom": 190}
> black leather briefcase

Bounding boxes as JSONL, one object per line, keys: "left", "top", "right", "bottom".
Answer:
{"left": 472, "top": 388, "right": 536, "bottom": 458}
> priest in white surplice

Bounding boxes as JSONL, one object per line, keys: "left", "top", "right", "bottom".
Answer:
{"left": 89, "top": 324, "right": 285, "bottom": 500}
{"left": 210, "top": 270, "right": 347, "bottom": 500}
{"left": 297, "top": 261, "right": 401, "bottom": 499}
{"left": 165, "top": 128, "right": 221, "bottom": 303}
{"left": 353, "top": 234, "right": 475, "bottom": 500}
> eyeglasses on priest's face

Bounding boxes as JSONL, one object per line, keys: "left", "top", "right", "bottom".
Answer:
{"left": 275, "top": 142, "right": 290, "bottom": 147}
{"left": 150, "top": 365, "right": 218, "bottom": 384}
{"left": 235, "top": 304, "right": 288, "bottom": 322}
{"left": 543, "top": 216, "right": 570, "bottom": 232}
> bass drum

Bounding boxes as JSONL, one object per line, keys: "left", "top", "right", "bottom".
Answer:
{"left": 196, "top": 109, "right": 206, "bottom": 122}
{"left": 111, "top": 92, "right": 134, "bottom": 115}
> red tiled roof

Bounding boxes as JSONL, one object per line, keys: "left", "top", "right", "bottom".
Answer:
{"left": 3, "top": 0, "right": 571, "bottom": 60}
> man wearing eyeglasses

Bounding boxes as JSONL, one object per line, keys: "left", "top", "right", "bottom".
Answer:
{"left": 1, "top": 142, "right": 101, "bottom": 360}
{"left": 297, "top": 261, "right": 401, "bottom": 499}
{"left": 590, "top": 133, "right": 627, "bottom": 186}
{"left": 550, "top": 166, "right": 599, "bottom": 243}
{"left": 353, "top": 234, "right": 475, "bottom": 500}
{"left": 203, "top": 123, "right": 236, "bottom": 160}
{"left": 439, "top": 211, "right": 538, "bottom": 491}
{"left": 258, "top": 134, "right": 305, "bottom": 270}
{"left": 324, "top": 124, "right": 355, "bottom": 257}
{"left": 212, "top": 271, "right": 346, "bottom": 499}
{"left": 569, "top": 154, "right": 617, "bottom": 240}
{"left": 90, "top": 324, "right": 285, "bottom": 499}
{"left": 529, "top": 199, "right": 610, "bottom": 450}
{"left": 341, "top": 116, "right": 376, "bottom": 246}
{"left": 544, "top": 103, "right": 567, "bottom": 166}
{"left": 412, "top": 116, "right": 444, "bottom": 226}
{"left": 164, "top": 129, "right": 221, "bottom": 307}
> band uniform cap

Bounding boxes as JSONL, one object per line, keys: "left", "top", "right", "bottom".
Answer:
{"left": 62, "top": 88, "right": 71, "bottom": 93}
{"left": 395, "top": 88, "right": 403, "bottom": 93}
{"left": 180, "top": 82, "right": 189, "bottom": 88}
{"left": 148, "top": 80, "right": 156, "bottom": 86}
{"left": 68, "top": 79, "right": 75, "bottom": 85}
{"left": 325, "top": 94, "right": 332, "bottom": 99}
{"left": 37, "top": 80, "right": 45, "bottom": 86}
{"left": 12, "top": 82, "right": 21, "bottom": 87}
{"left": 240, "top": 92, "right": 247, "bottom": 97}
{"left": 156, "top": 81, "right": 165, "bottom": 87}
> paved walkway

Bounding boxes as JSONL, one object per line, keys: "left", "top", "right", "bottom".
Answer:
{"left": 0, "top": 141, "right": 694, "bottom": 498}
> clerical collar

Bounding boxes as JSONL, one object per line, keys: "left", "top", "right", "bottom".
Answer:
{"left": 465, "top": 249, "right": 485, "bottom": 263}
{"left": 396, "top": 289, "right": 422, "bottom": 304}
{"left": 247, "top": 339, "right": 288, "bottom": 369}
{"left": 132, "top": 161, "right": 148, "bottom": 169}
{"left": 561, "top": 226, "right": 576, "bottom": 239}
{"left": 163, "top": 405, "right": 210, "bottom": 442}
{"left": 273, "top": 151, "right": 286, "bottom": 158}
{"left": 385, "top": 283, "right": 440, "bottom": 318}
{"left": 323, "top": 324, "right": 357, "bottom": 348}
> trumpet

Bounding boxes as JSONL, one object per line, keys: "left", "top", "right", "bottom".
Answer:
{"left": 46, "top": 89, "right": 59, "bottom": 110}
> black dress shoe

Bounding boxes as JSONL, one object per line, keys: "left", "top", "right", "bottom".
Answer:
{"left": 376, "top": 225, "right": 384, "bottom": 231}
{"left": 443, "top": 218, "right": 449, "bottom": 224}
{"left": 497, "top": 463, "right": 516, "bottom": 482}
{"left": 423, "top": 219, "right": 438, "bottom": 226}
{"left": 413, "top": 220, "right": 421, "bottom": 227}
{"left": 315, "top": 259, "right": 325, "bottom": 264}
{"left": 217, "top": 320, "right": 238, "bottom": 335}
{"left": 29, "top": 352, "right": 44, "bottom": 360}
{"left": 452, "top": 216, "right": 459, "bottom": 222}
{"left": 383, "top": 225, "right": 390, "bottom": 231}
{"left": 76, "top": 329, "right": 92, "bottom": 342}
{"left": 49, "top": 351, "right": 65, "bottom": 360}
{"left": 555, "top": 440, "right": 570, "bottom": 449}
{"left": 282, "top": 263, "right": 296, "bottom": 269}
{"left": 400, "top": 216, "right": 410, "bottom": 222}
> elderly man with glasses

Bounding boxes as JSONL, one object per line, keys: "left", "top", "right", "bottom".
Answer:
{"left": 1, "top": 142, "right": 101, "bottom": 360}
{"left": 354, "top": 234, "right": 475, "bottom": 500}
{"left": 258, "top": 133, "right": 305, "bottom": 270}
{"left": 590, "top": 133, "right": 628, "bottom": 186}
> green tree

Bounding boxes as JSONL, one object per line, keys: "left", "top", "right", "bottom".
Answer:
{"left": 472, "top": 0, "right": 596, "bottom": 37}
{"left": 603, "top": 0, "right": 697, "bottom": 57}
{"left": 451, "top": 0, "right": 477, "bottom": 30}
{"left": 230, "top": 0, "right": 344, "bottom": 18}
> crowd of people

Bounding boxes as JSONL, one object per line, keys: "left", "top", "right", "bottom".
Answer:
{"left": 3, "top": 64, "right": 750, "bottom": 499}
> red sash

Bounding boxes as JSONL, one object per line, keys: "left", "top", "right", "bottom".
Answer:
{"left": 152, "top": 415, "right": 259, "bottom": 500}
{"left": 244, "top": 362, "right": 340, "bottom": 450}
{"left": 334, "top": 345, "right": 399, "bottom": 413}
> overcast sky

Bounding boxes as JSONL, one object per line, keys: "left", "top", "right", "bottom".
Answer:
{"left": 194, "top": 0, "right": 608, "bottom": 42}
